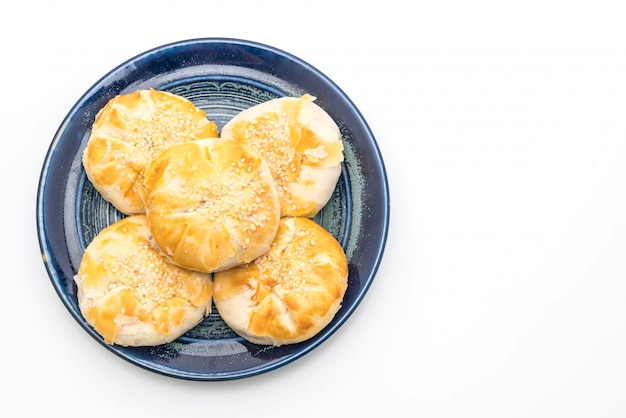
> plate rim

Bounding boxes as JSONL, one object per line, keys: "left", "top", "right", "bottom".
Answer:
{"left": 36, "top": 37, "right": 390, "bottom": 381}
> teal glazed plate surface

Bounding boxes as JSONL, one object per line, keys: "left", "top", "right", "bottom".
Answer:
{"left": 37, "top": 38, "right": 390, "bottom": 381}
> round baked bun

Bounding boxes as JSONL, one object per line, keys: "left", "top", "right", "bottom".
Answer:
{"left": 142, "top": 138, "right": 281, "bottom": 273}
{"left": 213, "top": 216, "right": 349, "bottom": 346}
{"left": 220, "top": 94, "right": 344, "bottom": 218}
{"left": 73, "top": 215, "right": 213, "bottom": 347}
{"left": 82, "top": 89, "right": 218, "bottom": 214}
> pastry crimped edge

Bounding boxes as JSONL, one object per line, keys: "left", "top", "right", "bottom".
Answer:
{"left": 82, "top": 89, "right": 218, "bottom": 214}
{"left": 142, "top": 138, "right": 281, "bottom": 273}
{"left": 220, "top": 94, "right": 344, "bottom": 218}
{"left": 213, "top": 216, "right": 349, "bottom": 346}
{"left": 73, "top": 215, "right": 213, "bottom": 347}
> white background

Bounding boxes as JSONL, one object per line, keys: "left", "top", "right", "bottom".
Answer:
{"left": 2, "top": 0, "right": 626, "bottom": 416}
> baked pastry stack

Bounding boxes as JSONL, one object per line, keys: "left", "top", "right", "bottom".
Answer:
{"left": 217, "top": 94, "right": 348, "bottom": 345}
{"left": 75, "top": 90, "right": 348, "bottom": 348}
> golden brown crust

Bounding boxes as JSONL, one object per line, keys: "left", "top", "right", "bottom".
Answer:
{"left": 220, "top": 94, "right": 344, "bottom": 218}
{"left": 213, "top": 217, "right": 348, "bottom": 346}
{"left": 82, "top": 89, "right": 218, "bottom": 214}
{"left": 73, "top": 215, "right": 213, "bottom": 347}
{"left": 142, "top": 138, "right": 281, "bottom": 273}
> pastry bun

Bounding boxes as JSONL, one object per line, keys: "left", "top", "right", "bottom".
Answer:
{"left": 73, "top": 215, "right": 213, "bottom": 347}
{"left": 142, "top": 138, "right": 281, "bottom": 273}
{"left": 220, "top": 94, "right": 344, "bottom": 218}
{"left": 213, "top": 216, "right": 348, "bottom": 346}
{"left": 82, "top": 89, "right": 218, "bottom": 214}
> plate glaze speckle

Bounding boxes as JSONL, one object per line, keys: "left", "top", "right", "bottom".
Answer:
{"left": 37, "top": 38, "right": 389, "bottom": 381}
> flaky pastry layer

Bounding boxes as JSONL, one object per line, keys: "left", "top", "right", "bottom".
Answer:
{"left": 82, "top": 89, "right": 218, "bottom": 214}
{"left": 73, "top": 215, "right": 213, "bottom": 347}
{"left": 142, "top": 138, "right": 281, "bottom": 273}
{"left": 213, "top": 217, "right": 348, "bottom": 346}
{"left": 220, "top": 94, "right": 344, "bottom": 218}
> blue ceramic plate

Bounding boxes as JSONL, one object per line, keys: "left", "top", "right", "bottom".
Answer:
{"left": 37, "top": 38, "right": 389, "bottom": 381}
